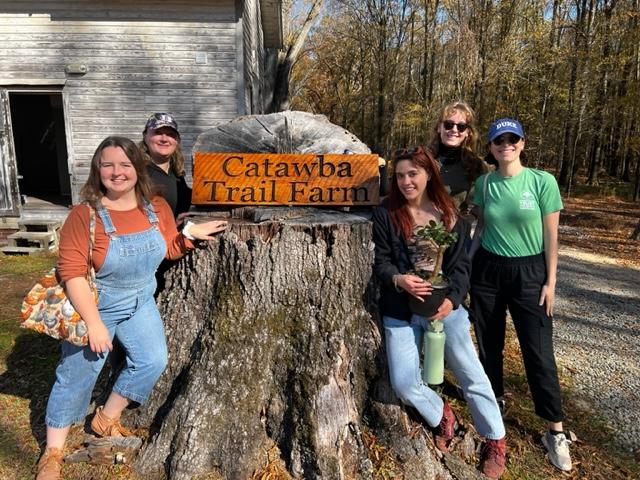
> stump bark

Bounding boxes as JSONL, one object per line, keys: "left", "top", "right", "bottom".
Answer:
{"left": 126, "top": 112, "right": 486, "bottom": 480}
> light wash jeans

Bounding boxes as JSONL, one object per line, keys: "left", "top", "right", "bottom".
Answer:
{"left": 45, "top": 201, "right": 168, "bottom": 428}
{"left": 383, "top": 306, "right": 505, "bottom": 439}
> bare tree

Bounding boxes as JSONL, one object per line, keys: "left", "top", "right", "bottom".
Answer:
{"left": 269, "top": 0, "right": 324, "bottom": 112}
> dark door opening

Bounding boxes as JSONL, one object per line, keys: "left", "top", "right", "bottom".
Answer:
{"left": 9, "top": 92, "right": 71, "bottom": 207}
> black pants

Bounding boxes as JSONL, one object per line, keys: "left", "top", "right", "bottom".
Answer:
{"left": 470, "top": 248, "right": 564, "bottom": 422}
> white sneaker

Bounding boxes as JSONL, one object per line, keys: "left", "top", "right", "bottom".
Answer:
{"left": 542, "top": 430, "right": 572, "bottom": 471}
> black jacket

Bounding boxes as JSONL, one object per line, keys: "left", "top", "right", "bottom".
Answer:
{"left": 146, "top": 163, "right": 192, "bottom": 217}
{"left": 372, "top": 200, "right": 471, "bottom": 321}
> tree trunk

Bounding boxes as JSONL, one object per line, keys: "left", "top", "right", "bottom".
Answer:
{"left": 132, "top": 208, "right": 380, "bottom": 480}
{"left": 631, "top": 219, "right": 640, "bottom": 240}
{"left": 121, "top": 112, "right": 485, "bottom": 480}
{"left": 269, "top": 0, "right": 323, "bottom": 113}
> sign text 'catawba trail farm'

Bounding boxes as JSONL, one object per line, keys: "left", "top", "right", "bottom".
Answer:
{"left": 192, "top": 153, "right": 380, "bottom": 206}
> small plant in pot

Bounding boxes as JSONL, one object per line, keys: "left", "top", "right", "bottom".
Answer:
{"left": 408, "top": 220, "right": 458, "bottom": 318}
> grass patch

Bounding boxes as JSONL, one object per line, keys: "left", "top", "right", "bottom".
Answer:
{"left": 0, "top": 253, "right": 57, "bottom": 478}
{"left": 0, "top": 253, "right": 149, "bottom": 479}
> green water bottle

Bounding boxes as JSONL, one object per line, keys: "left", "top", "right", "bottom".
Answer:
{"left": 422, "top": 320, "right": 446, "bottom": 385}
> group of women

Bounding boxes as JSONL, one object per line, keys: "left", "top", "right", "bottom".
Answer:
{"left": 373, "top": 102, "right": 572, "bottom": 478}
{"left": 35, "top": 105, "right": 571, "bottom": 480}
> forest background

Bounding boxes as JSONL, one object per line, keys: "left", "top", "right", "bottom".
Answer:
{"left": 284, "top": 0, "right": 640, "bottom": 204}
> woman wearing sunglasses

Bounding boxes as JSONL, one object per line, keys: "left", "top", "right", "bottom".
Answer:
{"left": 470, "top": 118, "right": 572, "bottom": 472}
{"left": 427, "top": 102, "right": 488, "bottom": 219}
{"left": 373, "top": 146, "right": 506, "bottom": 479}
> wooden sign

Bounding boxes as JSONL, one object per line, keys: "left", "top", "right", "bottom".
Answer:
{"left": 192, "top": 153, "right": 380, "bottom": 206}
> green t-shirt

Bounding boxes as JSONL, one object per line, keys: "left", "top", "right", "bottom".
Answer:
{"left": 473, "top": 168, "right": 563, "bottom": 257}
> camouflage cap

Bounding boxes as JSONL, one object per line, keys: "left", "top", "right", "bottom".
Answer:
{"left": 144, "top": 112, "right": 179, "bottom": 136}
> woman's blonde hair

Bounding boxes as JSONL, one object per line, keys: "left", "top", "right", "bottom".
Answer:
{"left": 81, "top": 136, "right": 156, "bottom": 209}
{"left": 428, "top": 101, "right": 486, "bottom": 181}
{"left": 429, "top": 101, "right": 479, "bottom": 154}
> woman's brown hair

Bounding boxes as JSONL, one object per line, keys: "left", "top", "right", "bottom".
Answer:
{"left": 81, "top": 136, "right": 156, "bottom": 209}
{"left": 388, "top": 146, "right": 458, "bottom": 240}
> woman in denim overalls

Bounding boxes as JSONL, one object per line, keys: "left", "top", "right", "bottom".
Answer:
{"left": 36, "top": 136, "right": 227, "bottom": 480}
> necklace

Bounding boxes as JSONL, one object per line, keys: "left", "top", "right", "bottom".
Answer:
{"left": 409, "top": 204, "right": 440, "bottom": 227}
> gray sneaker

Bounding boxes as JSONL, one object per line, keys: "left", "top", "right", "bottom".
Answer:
{"left": 542, "top": 431, "right": 572, "bottom": 471}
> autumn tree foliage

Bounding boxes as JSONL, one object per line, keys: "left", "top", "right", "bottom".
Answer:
{"left": 289, "top": 0, "right": 640, "bottom": 196}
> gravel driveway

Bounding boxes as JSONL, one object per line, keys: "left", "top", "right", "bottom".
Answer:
{"left": 554, "top": 247, "right": 640, "bottom": 451}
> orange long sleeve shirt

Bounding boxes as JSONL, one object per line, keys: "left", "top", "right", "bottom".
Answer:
{"left": 57, "top": 196, "right": 193, "bottom": 282}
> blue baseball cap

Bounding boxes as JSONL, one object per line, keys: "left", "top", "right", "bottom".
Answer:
{"left": 488, "top": 118, "right": 524, "bottom": 142}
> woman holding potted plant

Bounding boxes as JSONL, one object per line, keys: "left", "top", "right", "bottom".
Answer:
{"left": 470, "top": 118, "right": 572, "bottom": 472}
{"left": 372, "top": 146, "right": 506, "bottom": 478}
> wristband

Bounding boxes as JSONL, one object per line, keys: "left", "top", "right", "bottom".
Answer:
{"left": 392, "top": 274, "right": 403, "bottom": 292}
{"left": 182, "top": 221, "right": 196, "bottom": 240}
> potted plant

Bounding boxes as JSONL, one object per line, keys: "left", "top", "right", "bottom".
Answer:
{"left": 408, "top": 220, "right": 458, "bottom": 318}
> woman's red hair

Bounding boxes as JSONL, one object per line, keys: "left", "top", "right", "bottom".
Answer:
{"left": 387, "top": 146, "right": 458, "bottom": 239}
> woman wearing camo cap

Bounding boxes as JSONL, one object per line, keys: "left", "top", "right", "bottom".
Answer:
{"left": 140, "top": 112, "right": 192, "bottom": 220}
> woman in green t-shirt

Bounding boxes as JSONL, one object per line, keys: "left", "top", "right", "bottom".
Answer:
{"left": 470, "top": 118, "right": 573, "bottom": 473}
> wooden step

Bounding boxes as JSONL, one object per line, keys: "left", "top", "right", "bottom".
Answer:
{"left": 18, "top": 219, "right": 62, "bottom": 233}
{"left": 0, "top": 245, "right": 48, "bottom": 255}
{"left": 7, "top": 230, "right": 57, "bottom": 250}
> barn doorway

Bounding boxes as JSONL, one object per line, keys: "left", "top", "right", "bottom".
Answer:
{"left": 9, "top": 91, "right": 71, "bottom": 208}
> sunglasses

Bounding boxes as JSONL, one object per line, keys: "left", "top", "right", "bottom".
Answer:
{"left": 442, "top": 120, "right": 469, "bottom": 132}
{"left": 492, "top": 133, "right": 522, "bottom": 146}
{"left": 393, "top": 146, "right": 425, "bottom": 159}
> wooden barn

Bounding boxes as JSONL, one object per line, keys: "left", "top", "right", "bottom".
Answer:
{"left": 0, "top": 0, "right": 282, "bottom": 232}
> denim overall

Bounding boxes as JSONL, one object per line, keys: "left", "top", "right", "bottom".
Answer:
{"left": 46, "top": 201, "right": 168, "bottom": 428}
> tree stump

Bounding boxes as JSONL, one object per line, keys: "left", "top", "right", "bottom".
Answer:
{"left": 125, "top": 112, "right": 485, "bottom": 479}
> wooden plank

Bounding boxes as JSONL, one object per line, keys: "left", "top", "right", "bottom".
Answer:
{"left": 0, "top": 21, "right": 236, "bottom": 32}
{"left": 63, "top": 80, "right": 238, "bottom": 90}
{"left": 0, "top": 3, "right": 235, "bottom": 21}
{"left": 0, "top": 32, "right": 235, "bottom": 42}
{"left": 0, "top": 48, "right": 236, "bottom": 58}
{"left": 192, "top": 153, "right": 380, "bottom": 206}
{"left": 64, "top": 87, "right": 236, "bottom": 96}
{"left": 0, "top": 59, "right": 237, "bottom": 69}
{"left": 0, "top": 39, "right": 236, "bottom": 50}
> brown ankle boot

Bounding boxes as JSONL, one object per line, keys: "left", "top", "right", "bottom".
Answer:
{"left": 90, "top": 406, "right": 132, "bottom": 437}
{"left": 36, "top": 447, "right": 63, "bottom": 480}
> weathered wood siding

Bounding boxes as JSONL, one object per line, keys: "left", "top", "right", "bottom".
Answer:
{"left": 0, "top": 0, "right": 247, "bottom": 199}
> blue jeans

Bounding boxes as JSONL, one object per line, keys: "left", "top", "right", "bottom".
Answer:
{"left": 45, "top": 201, "right": 168, "bottom": 428}
{"left": 383, "top": 307, "right": 505, "bottom": 439}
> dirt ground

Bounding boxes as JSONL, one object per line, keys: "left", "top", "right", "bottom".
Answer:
{"left": 559, "top": 195, "right": 640, "bottom": 267}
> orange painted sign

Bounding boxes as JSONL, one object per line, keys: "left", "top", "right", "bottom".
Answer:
{"left": 192, "top": 152, "right": 380, "bottom": 206}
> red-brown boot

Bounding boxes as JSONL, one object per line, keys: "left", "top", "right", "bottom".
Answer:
{"left": 479, "top": 437, "right": 506, "bottom": 478}
{"left": 433, "top": 401, "right": 457, "bottom": 451}
{"left": 35, "top": 447, "right": 63, "bottom": 480}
